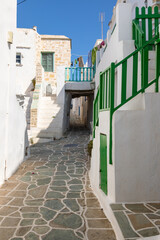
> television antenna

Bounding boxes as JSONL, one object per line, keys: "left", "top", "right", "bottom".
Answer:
{"left": 144, "top": 0, "right": 148, "bottom": 8}
{"left": 99, "top": 12, "right": 105, "bottom": 40}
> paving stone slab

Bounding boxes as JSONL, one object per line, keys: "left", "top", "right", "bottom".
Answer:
{"left": 20, "top": 219, "right": 34, "bottom": 226}
{"left": 16, "top": 227, "right": 31, "bottom": 236}
{"left": 63, "top": 199, "right": 80, "bottom": 212}
{"left": 25, "top": 199, "right": 43, "bottom": 206}
{"left": 2, "top": 217, "right": 20, "bottom": 228}
{"left": 110, "top": 204, "right": 125, "bottom": 211}
{"left": 50, "top": 212, "right": 82, "bottom": 229}
{"left": 0, "top": 206, "right": 18, "bottom": 216}
{"left": 25, "top": 232, "right": 39, "bottom": 240}
{"left": 44, "top": 199, "right": 64, "bottom": 211}
{"left": 85, "top": 209, "right": 106, "bottom": 218}
{"left": 42, "top": 229, "right": 81, "bottom": 240}
{"left": 128, "top": 214, "right": 154, "bottom": 230}
{"left": 50, "top": 186, "right": 68, "bottom": 192}
{"left": 0, "top": 228, "right": 16, "bottom": 240}
{"left": 67, "top": 192, "right": 81, "bottom": 198}
{"left": 138, "top": 228, "right": 159, "bottom": 237}
{"left": 86, "top": 198, "right": 100, "bottom": 208}
{"left": 35, "top": 218, "right": 47, "bottom": 225}
{"left": 125, "top": 204, "right": 153, "bottom": 213}
{"left": 147, "top": 203, "right": 160, "bottom": 209}
{"left": 33, "top": 226, "right": 50, "bottom": 235}
{"left": 114, "top": 212, "right": 139, "bottom": 238}
{"left": 46, "top": 191, "right": 65, "bottom": 199}
{"left": 40, "top": 207, "right": 56, "bottom": 221}
{"left": 22, "top": 213, "right": 41, "bottom": 219}
{"left": 87, "top": 229, "right": 116, "bottom": 240}
{"left": 37, "top": 178, "right": 51, "bottom": 186}
{"left": 87, "top": 219, "right": 112, "bottom": 228}
{"left": 20, "top": 207, "right": 39, "bottom": 213}
{"left": 9, "top": 198, "right": 24, "bottom": 206}
{"left": 51, "top": 181, "right": 66, "bottom": 186}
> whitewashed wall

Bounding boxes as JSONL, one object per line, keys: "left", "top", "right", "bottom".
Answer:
{"left": 0, "top": 0, "right": 28, "bottom": 185}
{"left": 16, "top": 28, "right": 36, "bottom": 94}
{"left": 90, "top": 0, "right": 159, "bottom": 203}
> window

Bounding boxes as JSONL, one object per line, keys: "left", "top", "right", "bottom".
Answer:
{"left": 41, "top": 52, "right": 54, "bottom": 72}
{"left": 16, "top": 53, "right": 21, "bottom": 65}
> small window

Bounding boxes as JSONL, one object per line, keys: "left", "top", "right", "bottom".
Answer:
{"left": 41, "top": 52, "right": 54, "bottom": 72}
{"left": 78, "top": 106, "right": 80, "bottom": 116}
{"left": 16, "top": 53, "right": 21, "bottom": 65}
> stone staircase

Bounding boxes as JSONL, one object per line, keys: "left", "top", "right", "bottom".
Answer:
{"left": 30, "top": 94, "right": 64, "bottom": 141}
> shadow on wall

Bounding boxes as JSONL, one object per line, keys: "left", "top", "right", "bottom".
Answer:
{"left": 31, "top": 84, "right": 94, "bottom": 144}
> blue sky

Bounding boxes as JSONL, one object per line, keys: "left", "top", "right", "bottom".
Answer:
{"left": 17, "top": 0, "right": 117, "bottom": 63}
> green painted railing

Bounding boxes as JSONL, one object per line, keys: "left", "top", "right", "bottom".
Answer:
{"left": 133, "top": 6, "right": 160, "bottom": 48}
{"left": 93, "top": 36, "right": 160, "bottom": 164}
{"left": 93, "top": 88, "right": 99, "bottom": 138}
{"left": 65, "top": 67, "right": 95, "bottom": 82}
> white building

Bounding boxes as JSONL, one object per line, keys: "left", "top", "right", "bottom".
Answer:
{"left": 0, "top": 0, "right": 29, "bottom": 186}
{"left": 90, "top": 0, "right": 160, "bottom": 233}
{"left": 15, "top": 28, "right": 37, "bottom": 95}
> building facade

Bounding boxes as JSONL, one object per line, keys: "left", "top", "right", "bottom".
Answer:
{"left": 90, "top": 0, "right": 160, "bottom": 229}
{"left": 0, "top": 0, "right": 29, "bottom": 186}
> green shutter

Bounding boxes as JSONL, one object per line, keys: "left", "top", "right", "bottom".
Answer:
{"left": 100, "top": 134, "right": 107, "bottom": 195}
{"left": 41, "top": 53, "right": 54, "bottom": 72}
{"left": 42, "top": 54, "right": 47, "bottom": 72}
{"left": 47, "top": 53, "right": 53, "bottom": 72}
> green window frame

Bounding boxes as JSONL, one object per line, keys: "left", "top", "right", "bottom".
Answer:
{"left": 41, "top": 52, "right": 54, "bottom": 72}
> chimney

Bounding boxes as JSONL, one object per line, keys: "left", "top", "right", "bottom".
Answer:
{"left": 33, "top": 26, "right": 37, "bottom": 32}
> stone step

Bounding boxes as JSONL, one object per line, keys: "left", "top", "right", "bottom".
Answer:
{"left": 39, "top": 106, "right": 60, "bottom": 111}
{"left": 40, "top": 98, "right": 57, "bottom": 102}
{"left": 30, "top": 127, "right": 63, "bottom": 139}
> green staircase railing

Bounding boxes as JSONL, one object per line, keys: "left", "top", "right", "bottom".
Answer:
{"left": 93, "top": 35, "right": 160, "bottom": 164}
{"left": 93, "top": 88, "right": 99, "bottom": 138}
{"left": 133, "top": 6, "right": 160, "bottom": 48}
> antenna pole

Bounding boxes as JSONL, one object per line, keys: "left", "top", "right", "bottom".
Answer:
{"left": 99, "top": 13, "right": 105, "bottom": 40}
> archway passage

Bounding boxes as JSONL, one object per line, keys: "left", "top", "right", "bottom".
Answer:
{"left": 70, "top": 96, "right": 88, "bottom": 129}
{"left": 63, "top": 91, "right": 94, "bottom": 133}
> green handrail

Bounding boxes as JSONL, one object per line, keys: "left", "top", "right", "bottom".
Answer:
{"left": 133, "top": 6, "right": 160, "bottom": 49}
{"left": 93, "top": 36, "right": 160, "bottom": 165}
{"left": 93, "top": 88, "right": 99, "bottom": 138}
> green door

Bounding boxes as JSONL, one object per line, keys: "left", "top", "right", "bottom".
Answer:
{"left": 100, "top": 134, "right": 107, "bottom": 195}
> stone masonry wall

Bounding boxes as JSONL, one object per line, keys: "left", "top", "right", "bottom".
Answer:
{"left": 40, "top": 37, "right": 71, "bottom": 91}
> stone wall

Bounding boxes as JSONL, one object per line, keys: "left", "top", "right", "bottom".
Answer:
{"left": 35, "top": 35, "right": 71, "bottom": 88}
{"left": 30, "top": 31, "right": 71, "bottom": 128}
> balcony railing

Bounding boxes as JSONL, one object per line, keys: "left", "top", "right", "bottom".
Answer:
{"left": 65, "top": 67, "right": 95, "bottom": 82}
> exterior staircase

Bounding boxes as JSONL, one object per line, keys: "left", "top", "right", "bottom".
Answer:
{"left": 30, "top": 94, "right": 64, "bottom": 141}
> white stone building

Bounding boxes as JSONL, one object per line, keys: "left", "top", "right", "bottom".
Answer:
{"left": 90, "top": 0, "right": 160, "bottom": 234}
{"left": 15, "top": 28, "right": 37, "bottom": 95}
{"left": 0, "top": 0, "right": 29, "bottom": 186}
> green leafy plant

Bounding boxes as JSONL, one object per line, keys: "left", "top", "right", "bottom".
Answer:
{"left": 32, "top": 78, "right": 36, "bottom": 89}
{"left": 87, "top": 140, "right": 93, "bottom": 157}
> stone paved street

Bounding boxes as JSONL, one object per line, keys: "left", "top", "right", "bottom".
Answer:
{"left": 0, "top": 130, "right": 116, "bottom": 240}
{"left": 111, "top": 203, "right": 160, "bottom": 239}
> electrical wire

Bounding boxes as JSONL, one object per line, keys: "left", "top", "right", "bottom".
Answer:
{"left": 17, "top": 0, "right": 27, "bottom": 6}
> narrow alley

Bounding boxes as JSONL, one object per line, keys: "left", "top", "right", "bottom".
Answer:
{"left": 0, "top": 130, "right": 116, "bottom": 240}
